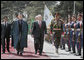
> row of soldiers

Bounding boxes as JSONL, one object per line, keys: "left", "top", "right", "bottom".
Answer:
{"left": 61, "top": 14, "right": 83, "bottom": 57}
{"left": 50, "top": 12, "right": 83, "bottom": 58}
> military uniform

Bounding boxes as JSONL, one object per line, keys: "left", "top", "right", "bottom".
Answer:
{"left": 71, "top": 21, "right": 76, "bottom": 53}
{"left": 75, "top": 20, "right": 81, "bottom": 55}
{"left": 80, "top": 20, "right": 83, "bottom": 48}
{"left": 60, "top": 23, "right": 65, "bottom": 49}
{"left": 64, "top": 23, "right": 70, "bottom": 51}
{"left": 80, "top": 20, "right": 83, "bottom": 58}
{"left": 50, "top": 19, "right": 63, "bottom": 53}
{"left": 70, "top": 21, "right": 75, "bottom": 53}
{"left": 67, "top": 22, "right": 71, "bottom": 51}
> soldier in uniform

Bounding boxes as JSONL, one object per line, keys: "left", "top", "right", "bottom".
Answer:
{"left": 69, "top": 15, "right": 78, "bottom": 54}
{"left": 50, "top": 13, "right": 63, "bottom": 53}
{"left": 67, "top": 17, "right": 72, "bottom": 51}
{"left": 71, "top": 15, "right": 76, "bottom": 53}
{"left": 80, "top": 16, "right": 83, "bottom": 58}
{"left": 60, "top": 18, "right": 65, "bottom": 50}
{"left": 64, "top": 22, "right": 69, "bottom": 51}
{"left": 75, "top": 14, "right": 82, "bottom": 56}
{"left": 50, "top": 18, "right": 55, "bottom": 45}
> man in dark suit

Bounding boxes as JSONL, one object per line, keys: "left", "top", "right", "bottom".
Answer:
{"left": 12, "top": 13, "right": 28, "bottom": 55}
{"left": 1, "top": 16, "right": 11, "bottom": 54}
{"left": 32, "top": 15, "right": 47, "bottom": 55}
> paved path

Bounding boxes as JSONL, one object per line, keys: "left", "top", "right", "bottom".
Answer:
{"left": 1, "top": 35, "right": 50, "bottom": 59}
{"left": 43, "top": 40, "right": 82, "bottom": 59}
{"left": 1, "top": 35, "right": 82, "bottom": 59}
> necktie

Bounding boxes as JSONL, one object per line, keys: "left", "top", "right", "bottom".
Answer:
{"left": 5, "top": 22, "right": 6, "bottom": 28}
{"left": 19, "top": 20, "right": 22, "bottom": 25}
{"left": 39, "top": 21, "right": 41, "bottom": 28}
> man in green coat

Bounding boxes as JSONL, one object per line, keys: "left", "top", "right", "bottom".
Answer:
{"left": 12, "top": 13, "right": 28, "bottom": 55}
{"left": 50, "top": 13, "right": 63, "bottom": 53}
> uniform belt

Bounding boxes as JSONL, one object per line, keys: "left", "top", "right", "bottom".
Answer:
{"left": 66, "top": 29, "right": 68, "bottom": 30}
{"left": 53, "top": 28, "right": 61, "bottom": 30}
{"left": 67, "top": 32, "right": 69, "bottom": 34}
{"left": 76, "top": 29, "right": 80, "bottom": 31}
{"left": 71, "top": 28, "right": 74, "bottom": 31}
{"left": 78, "top": 33, "right": 80, "bottom": 36}
{"left": 61, "top": 35, "right": 64, "bottom": 37}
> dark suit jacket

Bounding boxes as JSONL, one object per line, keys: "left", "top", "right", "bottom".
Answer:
{"left": 1, "top": 22, "right": 11, "bottom": 38}
{"left": 32, "top": 20, "right": 47, "bottom": 38}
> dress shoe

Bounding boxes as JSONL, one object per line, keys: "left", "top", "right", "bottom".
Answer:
{"left": 39, "top": 53, "right": 42, "bottom": 55}
{"left": 35, "top": 51, "right": 37, "bottom": 54}
{"left": 75, "top": 53, "right": 80, "bottom": 56}
{"left": 79, "top": 53, "right": 81, "bottom": 55}
{"left": 80, "top": 56, "right": 83, "bottom": 58}
{"left": 2, "top": 52, "right": 5, "bottom": 54}
{"left": 63, "top": 47, "right": 65, "bottom": 49}
{"left": 17, "top": 51, "right": 19, "bottom": 55}
{"left": 68, "top": 49, "right": 71, "bottom": 51}
{"left": 20, "top": 53, "right": 23, "bottom": 56}
{"left": 73, "top": 51, "right": 75, "bottom": 53}
{"left": 8, "top": 50, "right": 11, "bottom": 53}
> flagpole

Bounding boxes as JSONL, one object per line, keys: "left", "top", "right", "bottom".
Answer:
{"left": 43, "top": 1, "right": 46, "bottom": 21}
{"left": 43, "top": 1, "right": 46, "bottom": 5}
{"left": 73, "top": 1, "right": 75, "bottom": 15}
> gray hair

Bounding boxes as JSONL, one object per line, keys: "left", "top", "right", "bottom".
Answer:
{"left": 37, "top": 14, "right": 42, "bottom": 17}
{"left": 35, "top": 15, "right": 38, "bottom": 19}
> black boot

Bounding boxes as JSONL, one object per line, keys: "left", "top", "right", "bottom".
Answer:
{"left": 35, "top": 51, "right": 37, "bottom": 54}
{"left": 17, "top": 51, "right": 19, "bottom": 55}
{"left": 73, "top": 47, "right": 75, "bottom": 53}
{"left": 2, "top": 52, "right": 5, "bottom": 54}
{"left": 7, "top": 50, "right": 10, "bottom": 53}
{"left": 39, "top": 53, "right": 42, "bottom": 55}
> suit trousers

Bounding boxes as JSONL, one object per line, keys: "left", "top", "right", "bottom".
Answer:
{"left": 34, "top": 36, "right": 44, "bottom": 54}
{"left": 54, "top": 30, "right": 61, "bottom": 49}
{"left": 2, "top": 36, "right": 10, "bottom": 52}
{"left": 16, "top": 33, "right": 23, "bottom": 53}
{"left": 16, "top": 40, "right": 23, "bottom": 53}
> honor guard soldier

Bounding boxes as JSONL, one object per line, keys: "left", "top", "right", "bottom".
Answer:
{"left": 69, "top": 17, "right": 75, "bottom": 53}
{"left": 80, "top": 15, "right": 83, "bottom": 58}
{"left": 71, "top": 15, "right": 76, "bottom": 53}
{"left": 75, "top": 14, "right": 82, "bottom": 56}
{"left": 60, "top": 18, "right": 65, "bottom": 50}
{"left": 67, "top": 17, "right": 72, "bottom": 51}
{"left": 50, "top": 12, "right": 63, "bottom": 53}
{"left": 64, "top": 22, "right": 69, "bottom": 52}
